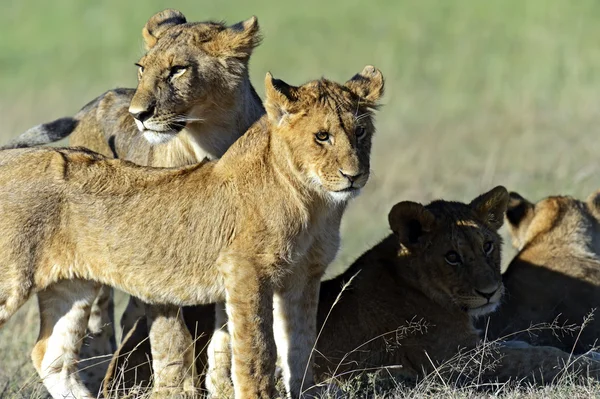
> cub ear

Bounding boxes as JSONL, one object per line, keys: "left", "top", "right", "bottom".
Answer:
{"left": 505, "top": 191, "right": 535, "bottom": 229}
{"left": 264, "top": 73, "right": 298, "bottom": 125}
{"left": 206, "top": 16, "right": 261, "bottom": 60}
{"left": 469, "top": 186, "right": 509, "bottom": 230}
{"left": 345, "top": 65, "right": 385, "bottom": 104}
{"left": 143, "top": 9, "right": 187, "bottom": 50}
{"left": 586, "top": 189, "right": 600, "bottom": 218}
{"left": 388, "top": 201, "right": 436, "bottom": 252}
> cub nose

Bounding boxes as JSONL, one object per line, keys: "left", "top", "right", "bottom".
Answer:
{"left": 339, "top": 169, "right": 362, "bottom": 184}
{"left": 129, "top": 104, "right": 155, "bottom": 123}
{"left": 475, "top": 286, "right": 499, "bottom": 300}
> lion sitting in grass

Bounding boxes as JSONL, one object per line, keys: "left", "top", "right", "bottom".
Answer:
{"left": 0, "top": 66, "right": 384, "bottom": 399}
{"left": 108, "top": 187, "right": 600, "bottom": 394}
{"left": 483, "top": 190, "right": 600, "bottom": 354}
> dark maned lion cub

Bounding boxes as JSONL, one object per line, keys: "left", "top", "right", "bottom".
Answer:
{"left": 0, "top": 67, "right": 384, "bottom": 399}
{"left": 484, "top": 190, "right": 600, "bottom": 354}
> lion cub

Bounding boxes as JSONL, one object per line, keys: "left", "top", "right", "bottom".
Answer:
{"left": 316, "top": 187, "right": 600, "bottom": 384}
{"left": 0, "top": 66, "right": 384, "bottom": 399}
{"left": 484, "top": 190, "right": 600, "bottom": 354}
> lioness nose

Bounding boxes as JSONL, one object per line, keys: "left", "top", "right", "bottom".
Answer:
{"left": 339, "top": 170, "right": 362, "bottom": 184}
{"left": 129, "top": 104, "right": 155, "bottom": 122}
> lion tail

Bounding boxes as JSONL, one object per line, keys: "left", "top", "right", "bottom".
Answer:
{"left": 0, "top": 117, "right": 79, "bottom": 150}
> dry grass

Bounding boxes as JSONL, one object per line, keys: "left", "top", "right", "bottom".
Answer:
{"left": 1, "top": 0, "right": 600, "bottom": 397}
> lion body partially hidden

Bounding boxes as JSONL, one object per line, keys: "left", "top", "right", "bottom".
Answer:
{"left": 484, "top": 191, "right": 600, "bottom": 354}
{"left": 0, "top": 10, "right": 266, "bottom": 393}
{"left": 0, "top": 68, "right": 385, "bottom": 399}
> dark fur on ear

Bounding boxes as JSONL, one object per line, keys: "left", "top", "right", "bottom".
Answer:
{"left": 264, "top": 73, "right": 299, "bottom": 125}
{"left": 345, "top": 65, "right": 385, "bottom": 104}
{"left": 505, "top": 191, "right": 535, "bottom": 228}
{"left": 388, "top": 201, "right": 436, "bottom": 252}
{"left": 143, "top": 9, "right": 187, "bottom": 50}
{"left": 470, "top": 186, "right": 509, "bottom": 230}
{"left": 586, "top": 189, "right": 600, "bottom": 219}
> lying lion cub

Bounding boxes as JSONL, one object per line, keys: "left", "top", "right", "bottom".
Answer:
{"left": 315, "top": 187, "right": 600, "bottom": 383}
{"left": 0, "top": 66, "right": 384, "bottom": 399}
{"left": 109, "top": 187, "right": 600, "bottom": 392}
{"left": 484, "top": 190, "right": 600, "bottom": 354}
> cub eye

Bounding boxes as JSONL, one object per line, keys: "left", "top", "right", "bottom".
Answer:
{"left": 315, "top": 132, "right": 330, "bottom": 142}
{"left": 444, "top": 251, "right": 462, "bottom": 266}
{"left": 483, "top": 241, "right": 494, "bottom": 255}
{"left": 355, "top": 126, "right": 366, "bottom": 140}
{"left": 170, "top": 66, "right": 187, "bottom": 79}
{"left": 135, "top": 63, "right": 144, "bottom": 76}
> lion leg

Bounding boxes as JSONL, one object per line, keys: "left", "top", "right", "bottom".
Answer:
{"left": 146, "top": 304, "right": 197, "bottom": 398}
{"left": 222, "top": 257, "right": 276, "bottom": 399}
{"left": 79, "top": 285, "right": 116, "bottom": 395}
{"left": 32, "top": 279, "right": 99, "bottom": 399}
{"left": 273, "top": 271, "right": 323, "bottom": 398}
{"left": 205, "top": 302, "right": 233, "bottom": 398}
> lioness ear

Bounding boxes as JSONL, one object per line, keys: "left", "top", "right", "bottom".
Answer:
{"left": 586, "top": 189, "right": 600, "bottom": 219}
{"left": 345, "top": 65, "right": 385, "bottom": 104}
{"left": 264, "top": 72, "right": 298, "bottom": 125}
{"left": 469, "top": 186, "right": 509, "bottom": 230}
{"left": 225, "top": 16, "right": 262, "bottom": 59}
{"left": 388, "top": 201, "right": 436, "bottom": 251}
{"left": 143, "top": 9, "right": 187, "bottom": 50}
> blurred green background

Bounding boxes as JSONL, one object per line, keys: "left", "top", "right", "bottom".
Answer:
{"left": 1, "top": 0, "right": 600, "bottom": 395}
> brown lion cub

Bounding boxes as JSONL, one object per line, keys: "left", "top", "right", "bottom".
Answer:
{"left": 1, "top": 9, "right": 265, "bottom": 392}
{"left": 316, "top": 187, "right": 600, "bottom": 384}
{"left": 0, "top": 67, "right": 384, "bottom": 399}
{"left": 484, "top": 190, "right": 600, "bottom": 354}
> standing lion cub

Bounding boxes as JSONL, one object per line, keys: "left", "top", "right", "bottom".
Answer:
{"left": 0, "top": 66, "right": 384, "bottom": 399}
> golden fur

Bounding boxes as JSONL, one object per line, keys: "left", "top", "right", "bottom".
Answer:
{"left": 108, "top": 187, "right": 600, "bottom": 393}
{"left": 1, "top": 9, "right": 266, "bottom": 393}
{"left": 0, "top": 67, "right": 384, "bottom": 399}
{"left": 484, "top": 190, "right": 600, "bottom": 353}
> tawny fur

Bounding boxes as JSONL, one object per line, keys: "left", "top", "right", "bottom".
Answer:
{"left": 0, "top": 67, "right": 384, "bottom": 399}
{"left": 483, "top": 190, "right": 600, "bottom": 354}
{"left": 2, "top": 9, "right": 266, "bottom": 395}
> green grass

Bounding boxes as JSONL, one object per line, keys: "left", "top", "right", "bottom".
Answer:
{"left": 1, "top": 0, "right": 600, "bottom": 397}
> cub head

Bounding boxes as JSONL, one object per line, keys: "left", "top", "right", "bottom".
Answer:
{"left": 129, "top": 9, "right": 261, "bottom": 143}
{"left": 506, "top": 190, "right": 600, "bottom": 255}
{"left": 388, "top": 186, "right": 509, "bottom": 317}
{"left": 264, "top": 66, "right": 384, "bottom": 203}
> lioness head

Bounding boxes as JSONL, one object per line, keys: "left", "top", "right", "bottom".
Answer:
{"left": 388, "top": 186, "right": 509, "bottom": 316}
{"left": 129, "top": 9, "right": 261, "bottom": 143}
{"left": 506, "top": 190, "right": 600, "bottom": 255}
{"left": 264, "top": 66, "right": 384, "bottom": 202}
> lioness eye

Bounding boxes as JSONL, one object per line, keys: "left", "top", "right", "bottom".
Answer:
{"left": 483, "top": 241, "right": 494, "bottom": 255}
{"left": 170, "top": 66, "right": 187, "bottom": 78}
{"left": 444, "top": 251, "right": 462, "bottom": 265}
{"left": 315, "top": 132, "right": 330, "bottom": 142}
{"left": 355, "top": 126, "right": 366, "bottom": 140}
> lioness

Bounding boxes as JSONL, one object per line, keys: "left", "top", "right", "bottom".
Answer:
{"left": 483, "top": 190, "right": 600, "bottom": 354}
{"left": 0, "top": 67, "right": 384, "bottom": 399}
{"left": 109, "top": 187, "right": 600, "bottom": 393}
{"left": 1, "top": 9, "right": 265, "bottom": 391}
